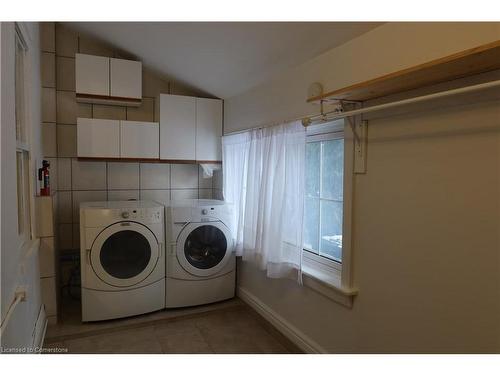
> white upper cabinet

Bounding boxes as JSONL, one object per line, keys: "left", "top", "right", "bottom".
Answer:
{"left": 76, "top": 54, "right": 142, "bottom": 106}
{"left": 120, "top": 121, "right": 159, "bottom": 159}
{"left": 159, "top": 94, "right": 196, "bottom": 160}
{"left": 196, "top": 98, "right": 222, "bottom": 161}
{"left": 75, "top": 54, "right": 109, "bottom": 96}
{"left": 77, "top": 118, "right": 120, "bottom": 158}
{"left": 110, "top": 58, "right": 142, "bottom": 99}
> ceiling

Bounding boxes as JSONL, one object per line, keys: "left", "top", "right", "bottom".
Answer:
{"left": 66, "top": 22, "right": 382, "bottom": 99}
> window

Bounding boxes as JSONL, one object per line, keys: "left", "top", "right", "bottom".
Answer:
{"left": 15, "top": 24, "right": 32, "bottom": 245}
{"left": 301, "top": 120, "right": 356, "bottom": 307}
{"left": 304, "top": 131, "right": 344, "bottom": 263}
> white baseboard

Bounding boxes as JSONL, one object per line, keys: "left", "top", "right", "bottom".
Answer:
{"left": 237, "top": 286, "right": 326, "bottom": 353}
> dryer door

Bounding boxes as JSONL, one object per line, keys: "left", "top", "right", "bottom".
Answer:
{"left": 90, "top": 221, "right": 159, "bottom": 287}
{"left": 176, "top": 221, "right": 233, "bottom": 277}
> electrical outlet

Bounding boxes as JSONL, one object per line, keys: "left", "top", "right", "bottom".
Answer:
{"left": 15, "top": 287, "right": 27, "bottom": 301}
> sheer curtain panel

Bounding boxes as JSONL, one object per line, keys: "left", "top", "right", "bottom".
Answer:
{"left": 222, "top": 121, "right": 306, "bottom": 280}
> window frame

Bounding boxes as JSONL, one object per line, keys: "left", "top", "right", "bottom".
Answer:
{"left": 14, "top": 22, "right": 34, "bottom": 249}
{"left": 301, "top": 119, "right": 357, "bottom": 307}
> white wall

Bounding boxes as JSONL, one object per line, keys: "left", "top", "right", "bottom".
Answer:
{"left": 1, "top": 22, "right": 44, "bottom": 350}
{"left": 226, "top": 22, "right": 500, "bottom": 353}
{"left": 225, "top": 22, "right": 500, "bottom": 133}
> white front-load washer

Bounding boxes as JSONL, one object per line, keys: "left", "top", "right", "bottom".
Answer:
{"left": 165, "top": 199, "right": 235, "bottom": 308}
{"left": 80, "top": 201, "right": 165, "bottom": 322}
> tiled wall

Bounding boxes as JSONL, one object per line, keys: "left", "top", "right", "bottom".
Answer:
{"left": 40, "top": 23, "right": 223, "bottom": 255}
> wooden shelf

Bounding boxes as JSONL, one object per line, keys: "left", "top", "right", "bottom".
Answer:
{"left": 307, "top": 40, "right": 500, "bottom": 104}
{"left": 76, "top": 93, "right": 142, "bottom": 107}
{"left": 77, "top": 157, "right": 222, "bottom": 164}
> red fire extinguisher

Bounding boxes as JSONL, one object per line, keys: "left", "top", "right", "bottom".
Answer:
{"left": 38, "top": 160, "right": 50, "bottom": 196}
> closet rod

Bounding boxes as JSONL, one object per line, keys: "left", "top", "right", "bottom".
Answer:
{"left": 224, "top": 79, "right": 500, "bottom": 136}
{"left": 303, "top": 79, "right": 500, "bottom": 126}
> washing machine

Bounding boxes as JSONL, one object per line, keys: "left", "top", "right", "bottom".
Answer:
{"left": 80, "top": 201, "right": 165, "bottom": 322}
{"left": 165, "top": 199, "right": 235, "bottom": 308}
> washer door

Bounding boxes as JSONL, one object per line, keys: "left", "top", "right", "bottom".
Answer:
{"left": 90, "top": 221, "right": 159, "bottom": 287}
{"left": 177, "top": 221, "right": 233, "bottom": 277}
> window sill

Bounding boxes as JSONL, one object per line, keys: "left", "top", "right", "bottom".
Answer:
{"left": 301, "top": 264, "right": 358, "bottom": 308}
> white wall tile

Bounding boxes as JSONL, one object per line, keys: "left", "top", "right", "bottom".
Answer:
{"left": 140, "top": 163, "right": 170, "bottom": 189}
{"left": 199, "top": 189, "right": 213, "bottom": 199}
{"left": 108, "top": 190, "right": 139, "bottom": 201}
{"left": 42, "top": 88, "right": 56, "bottom": 123}
{"left": 72, "top": 190, "right": 107, "bottom": 223}
{"left": 214, "top": 189, "right": 224, "bottom": 200}
{"left": 213, "top": 169, "right": 223, "bottom": 190}
{"left": 198, "top": 165, "right": 214, "bottom": 188}
{"left": 140, "top": 189, "right": 170, "bottom": 206}
{"left": 71, "top": 159, "right": 106, "bottom": 190}
{"left": 42, "top": 123, "right": 57, "bottom": 157}
{"left": 171, "top": 189, "right": 198, "bottom": 201}
{"left": 57, "top": 191, "right": 72, "bottom": 223}
{"left": 107, "top": 163, "right": 139, "bottom": 190}
{"left": 72, "top": 224, "right": 80, "bottom": 250}
{"left": 171, "top": 164, "right": 198, "bottom": 189}
{"left": 56, "top": 56, "right": 75, "bottom": 91}
{"left": 56, "top": 124, "right": 77, "bottom": 157}
{"left": 58, "top": 223, "right": 73, "bottom": 250}
{"left": 56, "top": 90, "right": 77, "bottom": 124}
{"left": 57, "top": 158, "right": 72, "bottom": 190}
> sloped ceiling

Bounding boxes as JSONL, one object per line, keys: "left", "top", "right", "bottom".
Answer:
{"left": 66, "top": 22, "right": 382, "bottom": 99}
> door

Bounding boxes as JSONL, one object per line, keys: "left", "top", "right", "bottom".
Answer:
{"left": 90, "top": 222, "right": 159, "bottom": 287}
{"left": 110, "top": 58, "right": 142, "bottom": 99}
{"left": 159, "top": 94, "right": 196, "bottom": 160}
{"left": 75, "top": 53, "right": 110, "bottom": 96}
{"left": 176, "top": 221, "right": 233, "bottom": 277}
{"left": 77, "top": 118, "right": 120, "bottom": 158}
{"left": 196, "top": 98, "right": 222, "bottom": 162}
{"left": 120, "top": 120, "right": 159, "bottom": 159}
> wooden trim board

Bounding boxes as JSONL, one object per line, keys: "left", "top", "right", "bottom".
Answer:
{"left": 237, "top": 286, "right": 327, "bottom": 353}
{"left": 76, "top": 93, "right": 142, "bottom": 107}
{"left": 308, "top": 40, "right": 500, "bottom": 104}
{"left": 77, "top": 157, "right": 222, "bottom": 164}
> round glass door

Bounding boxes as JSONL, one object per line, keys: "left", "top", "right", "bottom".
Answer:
{"left": 91, "top": 222, "right": 159, "bottom": 287}
{"left": 177, "top": 221, "right": 233, "bottom": 277}
{"left": 100, "top": 230, "right": 151, "bottom": 279}
{"left": 184, "top": 225, "right": 227, "bottom": 269}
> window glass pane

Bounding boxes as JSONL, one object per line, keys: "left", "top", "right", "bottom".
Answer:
{"left": 15, "top": 33, "right": 26, "bottom": 143}
{"left": 303, "top": 197, "right": 319, "bottom": 253}
{"left": 305, "top": 142, "right": 320, "bottom": 198}
{"left": 320, "top": 200, "right": 343, "bottom": 262}
{"left": 321, "top": 139, "right": 344, "bottom": 201}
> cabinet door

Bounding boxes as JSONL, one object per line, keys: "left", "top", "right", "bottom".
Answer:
{"left": 110, "top": 58, "right": 142, "bottom": 99}
{"left": 75, "top": 54, "right": 109, "bottom": 96}
{"left": 77, "top": 118, "right": 120, "bottom": 158}
{"left": 120, "top": 121, "right": 159, "bottom": 159}
{"left": 159, "top": 94, "right": 196, "bottom": 160}
{"left": 196, "top": 98, "right": 222, "bottom": 161}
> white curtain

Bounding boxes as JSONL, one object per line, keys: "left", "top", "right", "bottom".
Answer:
{"left": 222, "top": 121, "right": 306, "bottom": 280}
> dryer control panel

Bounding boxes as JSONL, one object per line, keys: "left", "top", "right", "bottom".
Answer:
{"left": 119, "top": 208, "right": 162, "bottom": 223}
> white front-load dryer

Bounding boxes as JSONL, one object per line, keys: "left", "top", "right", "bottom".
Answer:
{"left": 165, "top": 199, "right": 235, "bottom": 308}
{"left": 80, "top": 201, "right": 165, "bottom": 321}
